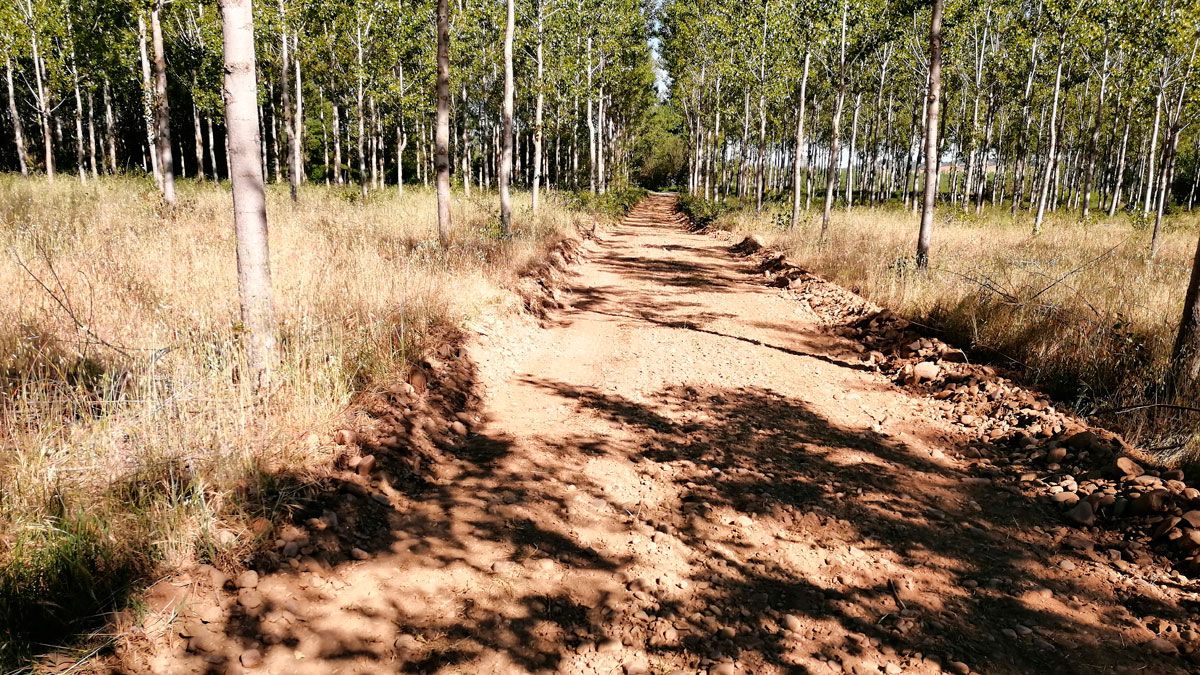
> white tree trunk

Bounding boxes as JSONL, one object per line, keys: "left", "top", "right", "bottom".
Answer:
{"left": 531, "top": 0, "right": 545, "bottom": 212}
{"left": 151, "top": 2, "right": 176, "bottom": 204}
{"left": 916, "top": 0, "right": 944, "bottom": 268}
{"left": 1033, "top": 55, "right": 1064, "bottom": 235}
{"left": 435, "top": 0, "right": 452, "bottom": 245}
{"left": 5, "top": 55, "right": 28, "bottom": 175}
{"left": 499, "top": 0, "right": 515, "bottom": 232}
{"left": 219, "top": 0, "right": 276, "bottom": 388}
{"left": 138, "top": 14, "right": 158, "bottom": 184}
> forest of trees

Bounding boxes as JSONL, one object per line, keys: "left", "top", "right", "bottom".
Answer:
{"left": 0, "top": 0, "right": 657, "bottom": 199}
{"left": 660, "top": 0, "right": 1200, "bottom": 244}
{"left": 662, "top": 0, "right": 1200, "bottom": 239}
{"left": 660, "top": 0, "right": 1200, "bottom": 395}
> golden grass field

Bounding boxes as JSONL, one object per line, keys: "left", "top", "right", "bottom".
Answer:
{"left": 703, "top": 199, "right": 1200, "bottom": 460}
{"left": 0, "top": 175, "right": 602, "bottom": 662}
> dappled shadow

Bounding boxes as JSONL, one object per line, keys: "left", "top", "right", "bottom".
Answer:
{"left": 513, "top": 378, "right": 1193, "bottom": 673}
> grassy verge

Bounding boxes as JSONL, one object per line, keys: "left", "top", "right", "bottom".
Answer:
{"left": 682, "top": 195, "right": 1200, "bottom": 461}
{"left": 0, "top": 175, "right": 604, "bottom": 667}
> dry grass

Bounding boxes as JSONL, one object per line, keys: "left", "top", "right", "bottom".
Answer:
{"left": 701, "top": 198, "right": 1200, "bottom": 458}
{"left": 0, "top": 175, "right": 598, "bottom": 664}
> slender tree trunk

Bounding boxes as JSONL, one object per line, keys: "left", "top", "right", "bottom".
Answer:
{"left": 293, "top": 32, "right": 304, "bottom": 183}
{"left": 461, "top": 84, "right": 471, "bottom": 194}
{"left": 1081, "top": 47, "right": 1109, "bottom": 219}
{"left": 790, "top": 50, "right": 811, "bottom": 229}
{"left": 755, "top": 0, "right": 769, "bottom": 211}
{"left": 821, "top": 0, "right": 849, "bottom": 240}
{"left": 1150, "top": 127, "right": 1179, "bottom": 259}
{"left": 846, "top": 91, "right": 861, "bottom": 209}
{"left": 319, "top": 88, "right": 329, "bottom": 184}
{"left": 435, "top": 0, "right": 452, "bottom": 245}
{"left": 531, "top": 0, "right": 545, "bottom": 212}
{"left": 28, "top": 0, "right": 53, "bottom": 180}
{"left": 71, "top": 71, "right": 86, "bottom": 183}
{"left": 369, "top": 95, "right": 379, "bottom": 188}
{"left": 138, "top": 13, "right": 157, "bottom": 184}
{"left": 498, "top": 0, "right": 515, "bottom": 233}
{"left": 333, "top": 104, "right": 342, "bottom": 184}
{"left": 397, "top": 124, "right": 406, "bottom": 192}
{"left": 151, "top": 2, "right": 176, "bottom": 204}
{"left": 1033, "top": 54, "right": 1064, "bottom": 235}
{"left": 206, "top": 116, "right": 219, "bottom": 179}
{"left": 355, "top": 21, "right": 369, "bottom": 197}
{"left": 279, "top": 0, "right": 298, "bottom": 200}
{"left": 103, "top": 79, "right": 118, "bottom": 173}
{"left": 192, "top": 94, "right": 206, "bottom": 180}
{"left": 586, "top": 38, "right": 596, "bottom": 193}
{"left": 597, "top": 86, "right": 606, "bottom": 193}
{"left": 1143, "top": 68, "right": 1166, "bottom": 216}
{"left": 5, "top": 55, "right": 27, "bottom": 175}
{"left": 1109, "top": 111, "right": 1131, "bottom": 217}
{"left": 219, "top": 0, "right": 276, "bottom": 388}
{"left": 916, "top": 0, "right": 944, "bottom": 269}
{"left": 86, "top": 88, "right": 98, "bottom": 178}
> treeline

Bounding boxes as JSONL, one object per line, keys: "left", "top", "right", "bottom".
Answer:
{"left": 661, "top": 0, "right": 1200, "bottom": 245}
{"left": 0, "top": 0, "right": 656, "bottom": 199}
{"left": 662, "top": 0, "right": 1200, "bottom": 400}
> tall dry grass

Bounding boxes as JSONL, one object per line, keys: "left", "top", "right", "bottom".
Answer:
{"left": 700, "top": 198, "right": 1200, "bottom": 459}
{"left": 0, "top": 175, "right": 598, "bottom": 664}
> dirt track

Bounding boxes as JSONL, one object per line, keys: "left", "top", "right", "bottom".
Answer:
{"left": 140, "top": 194, "right": 1195, "bottom": 674}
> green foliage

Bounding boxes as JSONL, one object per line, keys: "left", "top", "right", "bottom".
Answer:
{"left": 568, "top": 186, "right": 648, "bottom": 218}
{"left": 630, "top": 104, "right": 687, "bottom": 189}
{"left": 677, "top": 193, "right": 735, "bottom": 228}
{"left": 0, "top": 503, "right": 152, "bottom": 669}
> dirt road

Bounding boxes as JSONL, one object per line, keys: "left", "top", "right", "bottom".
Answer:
{"left": 145, "top": 194, "right": 1192, "bottom": 674}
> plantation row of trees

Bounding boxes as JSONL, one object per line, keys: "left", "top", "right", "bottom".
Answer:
{"left": 661, "top": 0, "right": 1200, "bottom": 397}
{"left": 0, "top": 0, "right": 657, "bottom": 202}
{"left": 660, "top": 0, "right": 1200, "bottom": 246}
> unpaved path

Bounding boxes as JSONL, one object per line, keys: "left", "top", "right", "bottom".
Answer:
{"left": 144, "top": 195, "right": 1191, "bottom": 674}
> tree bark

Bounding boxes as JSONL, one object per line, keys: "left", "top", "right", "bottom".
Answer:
{"left": 103, "top": 78, "right": 118, "bottom": 173}
{"left": 531, "top": 0, "right": 545, "bottom": 212}
{"left": 138, "top": 13, "right": 157, "bottom": 184}
{"left": 1033, "top": 53, "right": 1063, "bottom": 235}
{"left": 1173, "top": 233, "right": 1200, "bottom": 395}
{"left": 1109, "top": 110, "right": 1131, "bottom": 216}
{"left": 1143, "top": 63, "right": 1166, "bottom": 216}
{"left": 755, "top": 0, "right": 769, "bottom": 212}
{"left": 821, "top": 0, "right": 849, "bottom": 241}
{"left": 499, "top": 0, "right": 515, "bottom": 233}
{"left": 280, "top": 0, "right": 298, "bottom": 200}
{"left": 5, "top": 55, "right": 27, "bottom": 175}
{"left": 1081, "top": 47, "right": 1109, "bottom": 219}
{"left": 151, "top": 2, "right": 176, "bottom": 204}
{"left": 192, "top": 86, "right": 206, "bottom": 180}
{"left": 846, "top": 91, "right": 861, "bottom": 209}
{"left": 219, "top": 0, "right": 277, "bottom": 389}
{"left": 916, "top": 0, "right": 944, "bottom": 269}
{"left": 789, "top": 50, "right": 810, "bottom": 229}
{"left": 86, "top": 88, "right": 98, "bottom": 178}
{"left": 333, "top": 104, "right": 342, "bottom": 184}
{"left": 27, "top": 0, "right": 53, "bottom": 180}
{"left": 435, "top": 0, "right": 452, "bottom": 246}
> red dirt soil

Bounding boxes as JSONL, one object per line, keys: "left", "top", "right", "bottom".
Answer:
{"left": 119, "top": 194, "right": 1200, "bottom": 674}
